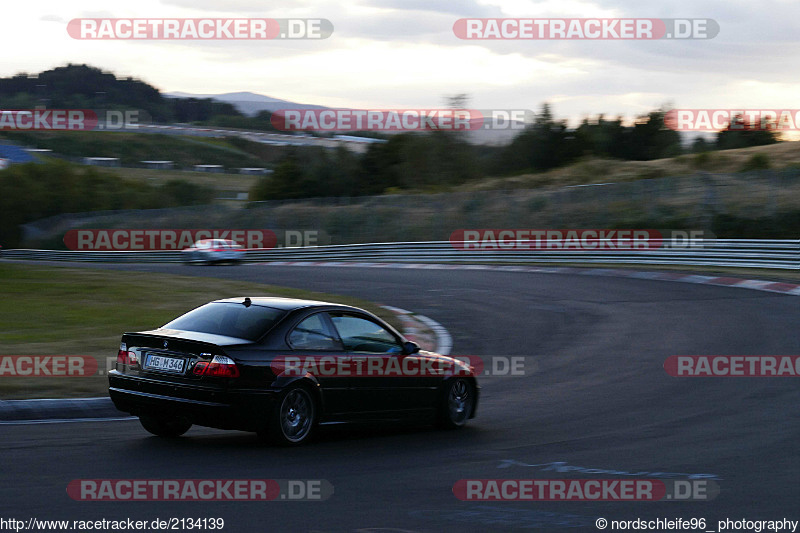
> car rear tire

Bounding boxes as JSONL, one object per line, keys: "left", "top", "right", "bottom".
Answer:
{"left": 437, "top": 378, "right": 475, "bottom": 429}
{"left": 262, "top": 385, "right": 318, "bottom": 446}
{"left": 139, "top": 415, "right": 192, "bottom": 437}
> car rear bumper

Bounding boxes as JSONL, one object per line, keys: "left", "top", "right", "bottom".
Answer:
{"left": 108, "top": 371, "right": 277, "bottom": 431}
{"left": 182, "top": 252, "right": 244, "bottom": 263}
{"left": 209, "top": 253, "right": 244, "bottom": 262}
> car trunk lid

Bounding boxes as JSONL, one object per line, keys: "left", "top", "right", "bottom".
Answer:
{"left": 117, "top": 329, "right": 248, "bottom": 383}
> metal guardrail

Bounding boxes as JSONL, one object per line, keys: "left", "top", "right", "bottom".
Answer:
{"left": 2, "top": 240, "right": 799, "bottom": 270}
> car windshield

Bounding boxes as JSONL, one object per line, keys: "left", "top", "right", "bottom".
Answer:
{"left": 162, "top": 302, "right": 285, "bottom": 341}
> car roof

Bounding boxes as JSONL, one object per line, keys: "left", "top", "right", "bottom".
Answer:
{"left": 196, "top": 239, "right": 239, "bottom": 245}
{"left": 212, "top": 297, "right": 361, "bottom": 312}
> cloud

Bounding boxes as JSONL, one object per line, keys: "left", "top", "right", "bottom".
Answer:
{"left": 360, "top": 0, "right": 501, "bottom": 17}
{"left": 158, "top": 0, "right": 338, "bottom": 15}
{"left": 5, "top": 0, "right": 800, "bottom": 127}
{"left": 40, "top": 14, "right": 66, "bottom": 23}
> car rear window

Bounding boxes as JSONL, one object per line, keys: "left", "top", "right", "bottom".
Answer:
{"left": 163, "top": 302, "right": 285, "bottom": 341}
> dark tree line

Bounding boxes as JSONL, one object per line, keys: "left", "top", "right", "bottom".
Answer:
{"left": 0, "top": 161, "right": 214, "bottom": 247}
{"left": 252, "top": 103, "right": 783, "bottom": 201}
{"left": 250, "top": 131, "right": 482, "bottom": 201}
{"left": 492, "top": 105, "right": 683, "bottom": 175}
{"left": 0, "top": 64, "right": 271, "bottom": 126}
{"left": 715, "top": 114, "right": 780, "bottom": 150}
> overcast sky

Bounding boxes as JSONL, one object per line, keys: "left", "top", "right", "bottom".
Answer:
{"left": 5, "top": 0, "right": 798, "bottom": 126}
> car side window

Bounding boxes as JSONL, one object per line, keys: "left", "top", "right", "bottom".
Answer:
{"left": 289, "top": 313, "right": 343, "bottom": 351}
{"left": 329, "top": 314, "right": 403, "bottom": 353}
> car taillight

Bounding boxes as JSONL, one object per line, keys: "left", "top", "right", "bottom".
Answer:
{"left": 116, "top": 349, "right": 138, "bottom": 366}
{"left": 209, "top": 248, "right": 225, "bottom": 252}
{"left": 193, "top": 355, "right": 239, "bottom": 378}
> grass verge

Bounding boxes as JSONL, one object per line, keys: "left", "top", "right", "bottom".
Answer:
{"left": 0, "top": 263, "right": 400, "bottom": 400}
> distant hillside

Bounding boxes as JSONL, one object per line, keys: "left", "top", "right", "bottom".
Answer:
{"left": 165, "top": 91, "right": 328, "bottom": 117}
{"left": 0, "top": 64, "right": 241, "bottom": 123}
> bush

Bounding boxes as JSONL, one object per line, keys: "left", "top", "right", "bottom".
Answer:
{"left": 740, "top": 153, "right": 771, "bottom": 172}
{"left": 692, "top": 152, "right": 713, "bottom": 170}
{"left": 711, "top": 211, "right": 800, "bottom": 239}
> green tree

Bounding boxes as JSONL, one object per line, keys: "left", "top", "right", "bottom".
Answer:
{"left": 250, "top": 154, "right": 307, "bottom": 200}
{"left": 716, "top": 114, "right": 780, "bottom": 150}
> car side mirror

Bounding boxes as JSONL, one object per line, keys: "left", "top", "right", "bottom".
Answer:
{"left": 402, "top": 341, "right": 420, "bottom": 355}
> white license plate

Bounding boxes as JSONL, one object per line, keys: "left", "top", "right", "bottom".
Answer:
{"left": 145, "top": 354, "right": 185, "bottom": 373}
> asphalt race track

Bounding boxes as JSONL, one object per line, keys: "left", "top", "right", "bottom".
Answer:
{"left": 3, "top": 261, "right": 800, "bottom": 532}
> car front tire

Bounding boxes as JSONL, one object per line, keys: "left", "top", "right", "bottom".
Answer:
{"left": 437, "top": 378, "right": 475, "bottom": 429}
{"left": 139, "top": 415, "right": 192, "bottom": 437}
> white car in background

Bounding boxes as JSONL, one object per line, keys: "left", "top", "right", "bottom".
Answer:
{"left": 182, "top": 239, "right": 245, "bottom": 265}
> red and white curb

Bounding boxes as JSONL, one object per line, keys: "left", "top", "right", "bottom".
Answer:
{"left": 381, "top": 306, "right": 453, "bottom": 355}
{"left": 257, "top": 261, "right": 800, "bottom": 297}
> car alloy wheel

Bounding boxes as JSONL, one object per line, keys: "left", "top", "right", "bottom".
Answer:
{"left": 439, "top": 378, "right": 474, "bottom": 429}
{"left": 269, "top": 386, "right": 317, "bottom": 445}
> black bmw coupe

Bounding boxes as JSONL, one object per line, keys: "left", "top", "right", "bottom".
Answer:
{"left": 109, "top": 297, "right": 478, "bottom": 445}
